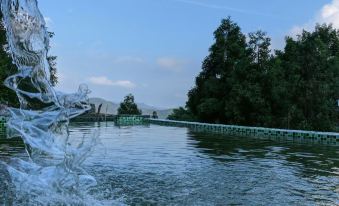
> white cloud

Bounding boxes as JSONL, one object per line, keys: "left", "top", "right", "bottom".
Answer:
{"left": 88, "top": 76, "right": 136, "bottom": 89}
{"left": 113, "top": 80, "right": 136, "bottom": 89}
{"left": 156, "top": 57, "right": 186, "bottom": 72}
{"left": 290, "top": 25, "right": 306, "bottom": 37}
{"left": 291, "top": 0, "right": 339, "bottom": 36}
{"left": 89, "top": 76, "right": 113, "bottom": 86}
{"left": 113, "top": 56, "right": 145, "bottom": 64}
{"left": 319, "top": 0, "right": 339, "bottom": 27}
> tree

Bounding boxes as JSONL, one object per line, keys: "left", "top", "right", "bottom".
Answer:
{"left": 187, "top": 17, "right": 248, "bottom": 123}
{"left": 0, "top": 11, "right": 58, "bottom": 107}
{"left": 117, "top": 94, "right": 142, "bottom": 115}
{"left": 0, "top": 12, "right": 19, "bottom": 107}
{"left": 47, "top": 32, "right": 58, "bottom": 86}
{"left": 278, "top": 24, "right": 339, "bottom": 131}
{"left": 230, "top": 30, "right": 272, "bottom": 126}
{"left": 183, "top": 18, "right": 338, "bottom": 132}
{"left": 167, "top": 107, "right": 196, "bottom": 121}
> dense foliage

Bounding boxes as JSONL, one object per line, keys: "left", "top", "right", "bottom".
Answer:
{"left": 0, "top": 14, "right": 18, "bottom": 107}
{"left": 118, "top": 94, "right": 142, "bottom": 115}
{"left": 170, "top": 18, "right": 339, "bottom": 132}
{"left": 0, "top": 12, "right": 58, "bottom": 107}
{"left": 167, "top": 107, "right": 196, "bottom": 122}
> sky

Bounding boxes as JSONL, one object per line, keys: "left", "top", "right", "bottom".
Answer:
{"left": 38, "top": 0, "right": 338, "bottom": 108}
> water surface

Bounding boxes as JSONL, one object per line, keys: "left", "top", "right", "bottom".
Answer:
{"left": 1, "top": 122, "right": 338, "bottom": 205}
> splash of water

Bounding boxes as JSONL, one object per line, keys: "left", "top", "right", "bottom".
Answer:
{"left": 1, "top": 0, "right": 99, "bottom": 204}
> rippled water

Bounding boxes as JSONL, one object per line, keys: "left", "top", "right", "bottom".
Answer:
{"left": 1, "top": 122, "right": 339, "bottom": 205}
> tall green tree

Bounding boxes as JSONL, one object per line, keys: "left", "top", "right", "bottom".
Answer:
{"left": 167, "top": 107, "right": 196, "bottom": 122}
{"left": 226, "top": 30, "right": 272, "bottom": 126}
{"left": 172, "top": 18, "right": 339, "bottom": 132}
{"left": 47, "top": 31, "right": 58, "bottom": 86}
{"left": 187, "top": 17, "right": 248, "bottom": 123}
{"left": 279, "top": 24, "right": 339, "bottom": 131}
{"left": 117, "top": 94, "right": 142, "bottom": 115}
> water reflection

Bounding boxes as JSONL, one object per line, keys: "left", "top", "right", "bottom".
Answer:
{"left": 0, "top": 139, "right": 25, "bottom": 159}
{"left": 188, "top": 130, "right": 339, "bottom": 205}
{"left": 1, "top": 123, "right": 338, "bottom": 205}
{"left": 187, "top": 130, "right": 339, "bottom": 175}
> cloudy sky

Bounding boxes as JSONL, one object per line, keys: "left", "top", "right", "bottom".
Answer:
{"left": 39, "top": 0, "right": 339, "bottom": 108}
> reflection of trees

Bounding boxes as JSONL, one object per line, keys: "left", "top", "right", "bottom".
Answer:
{"left": 187, "top": 130, "right": 273, "bottom": 160}
{"left": 0, "top": 139, "right": 25, "bottom": 158}
{"left": 279, "top": 145, "right": 339, "bottom": 177}
{"left": 187, "top": 130, "right": 339, "bottom": 177}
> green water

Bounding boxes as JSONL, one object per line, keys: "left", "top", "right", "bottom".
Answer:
{"left": 1, "top": 122, "right": 338, "bottom": 205}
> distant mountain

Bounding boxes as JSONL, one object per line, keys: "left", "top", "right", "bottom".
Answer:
{"left": 153, "top": 109, "right": 174, "bottom": 119}
{"left": 136, "top": 103, "right": 160, "bottom": 111}
{"left": 89, "top": 97, "right": 173, "bottom": 119}
{"left": 89, "top": 97, "right": 119, "bottom": 114}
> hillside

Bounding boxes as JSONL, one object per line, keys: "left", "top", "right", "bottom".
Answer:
{"left": 89, "top": 97, "right": 173, "bottom": 119}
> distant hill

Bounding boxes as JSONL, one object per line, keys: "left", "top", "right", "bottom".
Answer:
{"left": 136, "top": 102, "right": 160, "bottom": 111}
{"left": 153, "top": 109, "right": 174, "bottom": 120}
{"left": 89, "top": 97, "right": 173, "bottom": 119}
{"left": 89, "top": 97, "right": 119, "bottom": 114}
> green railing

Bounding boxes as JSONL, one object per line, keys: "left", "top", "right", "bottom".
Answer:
{"left": 115, "top": 115, "right": 150, "bottom": 126}
{"left": 2, "top": 114, "right": 337, "bottom": 145}
{"left": 146, "top": 119, "right": 339, "bottom": 145}
{"left": 71, "top": 114, "right": 116, "bottom": 122}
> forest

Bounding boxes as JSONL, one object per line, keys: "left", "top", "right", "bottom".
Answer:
{"left": 169, "top": 18, "right": 339, "bottom": 132}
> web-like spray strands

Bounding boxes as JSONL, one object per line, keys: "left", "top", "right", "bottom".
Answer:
{"left": 1, "top": 0, "right": 99, "bottom": 204}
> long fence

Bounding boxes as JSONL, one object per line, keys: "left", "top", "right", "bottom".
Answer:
{"left": 2, "top": 115, "right": 339, "bottom": 145}
{"left": 146, "top": 119, "right": 339, "bottom": 145}
{"left": 115, "top": 115, "right": 150, "bottom": 126}
{"left": 71, "top": 114, "right": 116, "bottom": 122}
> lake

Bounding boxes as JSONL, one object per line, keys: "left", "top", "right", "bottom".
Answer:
{"left": 0, "top": 122, "right": 338, "bottom": 205}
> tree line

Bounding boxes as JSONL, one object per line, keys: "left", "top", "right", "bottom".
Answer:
{"left": 169, "top": 17, "right": 339, "bottom": 132}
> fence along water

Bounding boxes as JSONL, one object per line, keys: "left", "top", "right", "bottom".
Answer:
{"left": 147, "top": 119, "right": 339, "bottom": 145}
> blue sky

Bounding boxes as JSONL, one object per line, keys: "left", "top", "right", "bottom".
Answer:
{"left": 38, "top": 0, "right": 337, "bottom": 108}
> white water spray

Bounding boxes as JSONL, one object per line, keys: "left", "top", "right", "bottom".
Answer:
{"left": 1, "top": 0, "right": 99, "bottom": 204}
